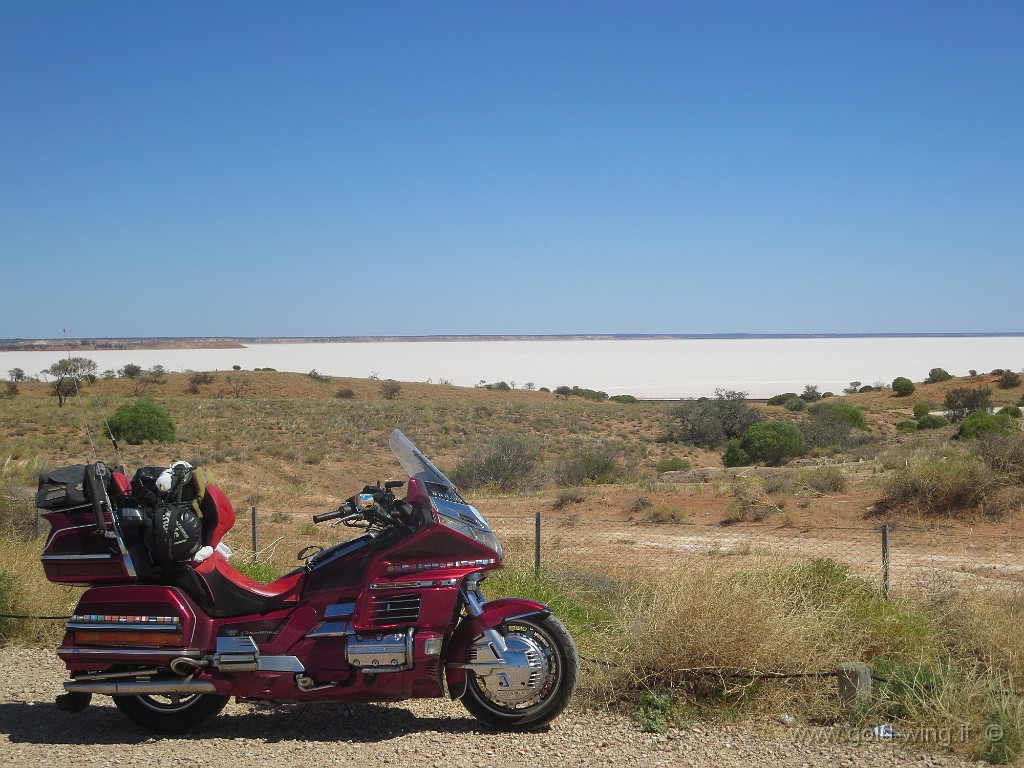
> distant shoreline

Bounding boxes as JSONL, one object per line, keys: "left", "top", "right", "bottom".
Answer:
{"left": 2, "top": 332, "right": 1024, "bottom": 353}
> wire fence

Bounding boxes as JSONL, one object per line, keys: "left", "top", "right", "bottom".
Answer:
{"left": 487, "top": 514, "right": 1024, "bottom": 597}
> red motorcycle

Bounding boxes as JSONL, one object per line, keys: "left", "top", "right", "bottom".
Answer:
{"left": 39, "top": 429, "right": 578, "bottom": 732}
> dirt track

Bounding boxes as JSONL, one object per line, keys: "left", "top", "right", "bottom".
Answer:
{"left": 0, "top": 646, "right": 984, "bottom": 767}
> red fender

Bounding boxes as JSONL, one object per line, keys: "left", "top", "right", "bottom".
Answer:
{"left": 444, "top": 597, "right": 550, "bottom": 699}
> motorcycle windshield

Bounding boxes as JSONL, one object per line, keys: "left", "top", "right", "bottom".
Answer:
{"left": 389, "top": 430, "right": 493, "bottom": 534}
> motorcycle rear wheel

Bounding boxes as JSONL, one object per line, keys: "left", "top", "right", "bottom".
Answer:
{"left": 113, "top": 692, "right": 229, "bottom": 733}
{"left": 461, "top": 614, "right": 578, "bottom": 731}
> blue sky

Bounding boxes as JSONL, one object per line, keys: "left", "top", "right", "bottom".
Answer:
{"left": 1, "top": 1, "right": 1021, "bottom": 338}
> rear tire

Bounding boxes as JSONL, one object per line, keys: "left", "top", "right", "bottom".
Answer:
{"left": 461, "top": 615, "right": 578, "bottom": 731}
{"left": 113, "top": 692, "right": 228, "bottom": 733}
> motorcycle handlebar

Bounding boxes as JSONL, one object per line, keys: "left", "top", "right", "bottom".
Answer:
{"left": 312, "top": 501, "right": 353, "bottom": 524}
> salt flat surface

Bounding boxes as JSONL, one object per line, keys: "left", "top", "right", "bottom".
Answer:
{"left": 2, "top": 336, "right": 1022, "bottom": 399}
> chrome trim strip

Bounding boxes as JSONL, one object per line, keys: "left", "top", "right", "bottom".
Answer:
{"left": 41, "top": 554, "right": 114, "bottom": 561}
{"left": 257, "top": 655, "right": 305, "bottom": 673}
{"left": 324, "top": 602, "right": 356, "bottom": 619}
{"left": 306, "top": 620, "right": 350, "bottom": 638}
{"left": 57, "top": 647, "right": 201, "bottom": 659}
{"left": 64, "top": 680, "right": 217, "bottom": 695}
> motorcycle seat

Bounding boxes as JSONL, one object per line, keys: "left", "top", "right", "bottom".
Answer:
{"left": 193, "top": 551, "right": 303, "bottom": 618}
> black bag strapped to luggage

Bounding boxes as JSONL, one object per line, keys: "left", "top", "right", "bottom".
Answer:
{"left": 36, "top": 465, "right": 89, "bottom": 509}
{"left": 145, "top": 502, "right": 203, "bottom": 569}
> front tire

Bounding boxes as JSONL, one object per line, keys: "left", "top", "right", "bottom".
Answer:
{"left": 113, "top": 692, "right": 228, "bottom": 733}
{"left": 461, "top": 615, "right": 578, "bottom": 731}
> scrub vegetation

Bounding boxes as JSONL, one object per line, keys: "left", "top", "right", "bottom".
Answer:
{"left": 1, "top": 364, "right": 1024, "bottom": 760}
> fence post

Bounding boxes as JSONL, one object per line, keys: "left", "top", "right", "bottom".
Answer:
{"left": 534, "top": 510, "right": 541, "bottom": 578}
{"left": 881, "top": 522, "right": 890, "bottom": 599}
{"left": 251, "top": 506, "right": 259, "bottom": 562}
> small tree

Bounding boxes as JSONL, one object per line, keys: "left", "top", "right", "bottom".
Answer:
{"left": 926, "top": 367, "right": 953, "bottom": 384}
{"left": 554, "top": 385, "right": 573, "bottom": 399}
{"left": 739, "top": 421, "right": 805, "bottom": 466}
{"left": 998, "top": 370, "right": 1022, "bottom": 390}
{"left": 118, "top": 363, "right": 143, "bottom": 379}
{"left": 108, "top": 398, "right": 177, "bottom": 444}
{"left": 722, "top": 439, "right": 750, "bottom": 467}
{"left": 225, "top": 373, "right": 252, "bottom": 398}
{"left": 134, "top": 365, "right": 167, "bottom": 396}
{"left": 43, "top": 357, "right": 98, "bottom": 407}
{"left": 891, "top": 377, "right": 916, "bottom": 397}
{"left": 381, "top": 380, "right": 401, "bottom": 400}
{"left": 945, "top": 386, "right": 992, "bottom": 423}
{"left": 800, "top": 384, "right": 822, "bottom": 402}
{"left": 7, "top": 368, "right": 26, "bottom": 383}
{"left": 843, "top": 381, "right": 862, "bottom": 395}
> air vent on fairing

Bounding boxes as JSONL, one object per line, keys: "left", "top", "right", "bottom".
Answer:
{"left": 368, "top": 593, "right": 420, "bottom": 626}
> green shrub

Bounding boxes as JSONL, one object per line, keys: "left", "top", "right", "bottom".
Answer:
{"left": 721, "top": 439, "right": 750, "bottom": 467}
{"left": 807, "top": 400, "right": 869, "bottom": 430}
{"left": 926, "top": 367, "right": 953, "bottom": 383}
{"left": 797, "top": 465, "right": 850, "bottom": 495}
{"left": 957, "top": 410, "right": 1017, "bottom": 440}
{"left": 381, "top": 380, "right": 402, "bottom": 400}
{"left": 800, "top": 384, "right": 822, "bottom": 402}
{"left": 891, "top": 377, "right": 916, "bottom": 397}
{"left": 945, "top": 386, "right": 992, "bottom": 423}
{"left": 738, "top": 421, "right": 805, "bottom": 466}
{"left": 1002, "top": 404, "right": 1023, "bottom": 418}
{"left": 668, "top": 389, "right": 762, "bottom": 449}
{"left": 913, "top": 402, "right": 932, "bottom": 420}
{"left": 610, "top": 394, "right": 639, "bottom": 404}
{"left": 767, "top": 393, "right": 798, "bottom": 406}
{"left": 896, "top": 420, "right": 919, "bottom": 433}
{"left": 449, "top": 433, "right": 540, "bottom": 492}
{"left": 108, "top": 398, "right": 176, "bottom": 444}
{"left": 881, "top": 452, "right": 992, "bottom": 514}
{"left": 916, "top": 414, "right": 949, "bottom": 430}
{"left": 554, "top": 444, "right": 622, "bottom": 486}
{"left": 656, "top": 456, "right": 690, "bottom": 473}
{"left": 335, "top": 387, "right": 355, "bottom": 399}
{"left": 998, "top": 370, "right": 1022, "bottom": 389}
{"left": 783, "top": 397, "right": 806, "bottom": 411}
{"left": 858, "top": 385, "right": 875, "bottom": 393}
{"left": 798, "top": 419, "right": 853, "bottom": 452}
{"left": 570, "top": 386, "right": 608, "bottom": 401}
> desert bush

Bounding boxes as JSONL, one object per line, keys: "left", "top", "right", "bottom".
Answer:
{"left": 380, "top": 380, "right": 402, "bottom": 400}
{"left": 767, "top": 392, "right": 798, "bottom": 406}
{"left": 998, "top": 370, "right": 1022, "bottom": 389}
{"left": 107, "top": 398, "right": 176, "bottom": 444}
{"left": 668, "top": 389, "right": 762, "bottom": 449}
{"left": 945, "top": 386, "right": 992, "bottom": 423}
{"left": 739, "top": 421, "right": 804, "bottom": 466}
{"left": 799, "top": 384, "right": 822, "bottom": 402}
{"left": 1002, "top": 404, "right": 1023, "bottom": 418}
{"left": 892, "top": 376, "right": 916, "bottom": 397}
{"left": 798, "top": 418, "right": 854, "bottom": 452}
{"left": 974, "top": 433, "right": 1024, "bottom": 485}
{"left": 783, "top": 397, "right": 806, "bottom": 411}
{"left": 610, "top": 394, "right": 639, "bottom": 404}
{"left": 335, "top": 387, "right": 355, "bottom": 399}
{"left": 897, "top": 420, "right": 919, "bottom": 433}
{"left": 956, "top": 410, "right": 1017, "bottom": 440}
{"left": 449, "top": 432, "right": 540, "bottom": 492}
{"left": 721, "top": 439, "right": 750, "bottom": 467}
{"left": 553, "top": 443, "right": 623, "bottom": 486}
{"left": 656, "top": 456, "right": 690, "bottom": 473}
{"left": 797, "top": 465, "right": 850, "bottom": 495}
{"left": 858, "top": 385, "right": 875, "bottom": 393}
{"left": 807, "top": 400, "right": 868, "bottom": 430}
{"left": 916, "top": 414, "right": 949, "bottom": 430}
{"left": 570, "top": 386, "right": 608, "bottom": 401}
{"left": 926, "top": 367, "right": 953, "bottom": 383}
{"left": 880, "top": 451, "right": 992, "bottom": 514}
{"left": 913, "top": 402, "right": 933, "bottom": 420}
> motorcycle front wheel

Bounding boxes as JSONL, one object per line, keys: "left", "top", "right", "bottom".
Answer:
{"left": 461, "top": 614, "right": 579, "bottom": 731}
{"left": 113, "top": 692, "right": 229, "bottom": 733}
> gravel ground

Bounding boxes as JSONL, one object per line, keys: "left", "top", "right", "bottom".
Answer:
{"left": 0, "top": 646, "right": 985, "bottom": 767}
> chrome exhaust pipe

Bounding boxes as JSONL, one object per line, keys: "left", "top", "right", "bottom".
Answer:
{"left": 64, "top": 679, "right": 217, "bottom": 695}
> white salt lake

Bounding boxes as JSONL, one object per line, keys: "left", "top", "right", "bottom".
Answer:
{"left": 1, "top": 337, "right": 1022, "bottom": 400}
